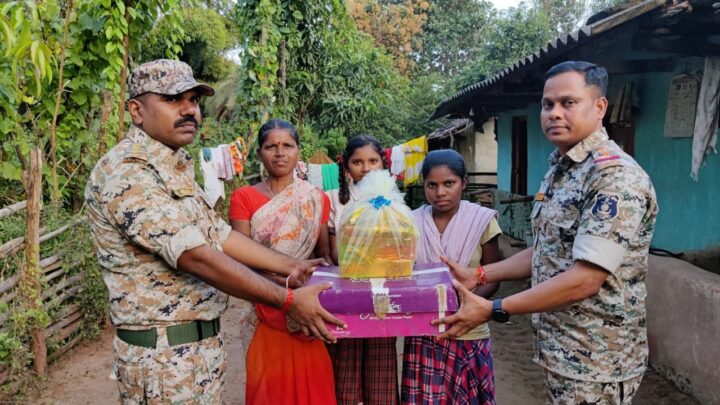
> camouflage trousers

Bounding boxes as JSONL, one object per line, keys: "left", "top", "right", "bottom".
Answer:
{"left": 112, "top": 326, "right": 226, "bottom": 404}
{"left": 545, "top": 371, "right": 643, "bottom": 405}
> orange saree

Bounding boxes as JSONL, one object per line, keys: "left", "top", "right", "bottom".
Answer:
{"left": 237, "top": 180, "right": 336, "bottom": 405}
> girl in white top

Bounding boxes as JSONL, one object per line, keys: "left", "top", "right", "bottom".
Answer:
{"left": 325, "top": 135, "right": 399, "bottom": 404}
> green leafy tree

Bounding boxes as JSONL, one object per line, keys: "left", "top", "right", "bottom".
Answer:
{"left": 138, "top": 7, "right": 236, "bottom": 82}
{"left": 415, "top": 0, "right": 495, "bottom": 76}
{"left": 454, "top": 3, "right": 555, "bottom": 89}
{"left": 226, "top": 0, "right": 412, "bottom": 156}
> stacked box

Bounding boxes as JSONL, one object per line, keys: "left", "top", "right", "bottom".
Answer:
{"left": 309, "top": 263, "right": 458, "bottom": 338}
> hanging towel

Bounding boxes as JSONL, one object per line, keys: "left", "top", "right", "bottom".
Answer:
{"left": 390, "top": 144, "right": 405, "bottom": 176}
{"left": 295, "top": 161, "right": 309, "bottom": 181}
{"left": 199, "top": 149, "right": 225, "bottom": 208}
{"left": 210, "top": 147, "right": 226, "bottom": 181}
{"left": 220, "top": 144, "right": 235, "bottom": 179}
{"left": 691, "top": 57, "right": 720, "bottom": 181}
{"left": 403, "top": 136, "right": 428, "bottom": 186}
{"left": 610, "top": 81, "right": 638, "bottom": 126}
{"left": 321, "top": 163, "right": 340, "bottom": 191}
{"left": 385, "top": 148, "right": 404, "bottom": 181}
{"left": 308, "top": 164, "right": 324, "bottom": 188}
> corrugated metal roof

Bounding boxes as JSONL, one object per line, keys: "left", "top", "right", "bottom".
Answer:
{"left": 429, "top": 0, "right": 666, "bottom": 121}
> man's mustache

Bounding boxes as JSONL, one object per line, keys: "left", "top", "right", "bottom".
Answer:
{"left": 174, "top": 116, "right": 198, "bottom": 128}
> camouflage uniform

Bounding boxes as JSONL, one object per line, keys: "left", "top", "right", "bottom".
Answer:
{"left": 530, "top": 128, "right": 658, "bottom": 404}
{"left": 85, "top": 60, "right": 229, "bottom": 404}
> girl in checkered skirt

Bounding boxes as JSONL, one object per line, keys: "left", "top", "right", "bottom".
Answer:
{"left": 326, "top": 135, "right": 400, "bottom": 405}
{"left": 402, "top": 149, "right": 501, "bottom": 404}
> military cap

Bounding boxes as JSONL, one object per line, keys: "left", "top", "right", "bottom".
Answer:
{"left": 128, "top": 59, "right": 215, "bottom": 99}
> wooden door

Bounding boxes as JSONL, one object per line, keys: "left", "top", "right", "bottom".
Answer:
{"left": 511, "top": 116, "right": 528, "bottom": 195}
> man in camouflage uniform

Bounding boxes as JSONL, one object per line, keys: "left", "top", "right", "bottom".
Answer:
{"left": 434, "top": 61, "right": 658, "bottom": 404}
{"left": 85, "top": 59, "right": 343, "bottom": 404}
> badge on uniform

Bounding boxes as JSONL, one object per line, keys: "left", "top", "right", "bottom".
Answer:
{"left": 591, "top": 193, "right": 619, "bottom": 221}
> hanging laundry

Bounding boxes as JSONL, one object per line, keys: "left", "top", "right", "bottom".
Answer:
{"left": 403, "top": 136, "right": 428, "bottom": 186}
{"left": 233, "top": 137, "right": 249, "bottom": 178}
{"left": 220, "top": 144, "right": 235, "bottom": 179}
{"left": 210, "top": 147, "right": 227, "bottom": 181}
{"left": 199, "top": 148, "right": 225, "bottom": 208}
{"left": 308, "top": 164, "right": 324, "bottom": 189}
{"left": 321, "top": 163, "right": 340, "bottom": 191}
{"left": 390, "top": 144, "right": 406, "bottom": 177}
{"left": 384, "top": 148, "right": 404, "bottom": 181}
{"left": 295, "top": 161, "right": 309, "bottom": 181}
{"left": 692, "top": 57, "right": 720, "bottom": 181}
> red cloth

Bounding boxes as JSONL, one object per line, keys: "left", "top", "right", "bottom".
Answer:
{"left": 228, "top": 184, "right": 336, "bottom": 405}
{"left": 228, "top": 185, "right": 330, "bottom": 223}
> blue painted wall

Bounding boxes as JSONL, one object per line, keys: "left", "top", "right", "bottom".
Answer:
{"left": 495, "top": 56, "right": 720, "bottom": 252}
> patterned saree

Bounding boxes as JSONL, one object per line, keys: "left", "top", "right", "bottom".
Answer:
{"left": 245, "top": 180, "right": 337, "bottom": 405}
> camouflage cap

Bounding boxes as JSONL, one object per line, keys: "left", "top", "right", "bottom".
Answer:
{"left": 128, "top": 59, "right": 215, "bottom": 99}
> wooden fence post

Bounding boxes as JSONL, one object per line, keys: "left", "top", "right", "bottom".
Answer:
{"left": 20, "top": 147, "right": 47, "bottom": 377}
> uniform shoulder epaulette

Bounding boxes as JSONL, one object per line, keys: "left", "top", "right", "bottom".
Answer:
{"left": 591, "top": 144, "right": 624, "bottom": 169}
{"left": 122, "top": 143, "right": 149, "bottom": 164}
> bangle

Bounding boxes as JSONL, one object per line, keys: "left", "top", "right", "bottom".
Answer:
{"left": 475, "top": 265, "right": 488, "bottom": 286}
{"left": 281, "top": 288, "right": 294, "bottom": 313}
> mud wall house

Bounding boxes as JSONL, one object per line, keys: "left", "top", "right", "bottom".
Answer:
{"left": 429, "top": 1, "right": 720, "bottom": 403}
{"left": 427, "top": 118, "right": 498, "bottom": 187}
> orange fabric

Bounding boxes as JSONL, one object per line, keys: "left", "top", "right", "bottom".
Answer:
{"left": 230, "top": 180, "right": 336, "bottom": 405}
{"left": 246, "top": 323, "right": 336, "bottom": 405}
{"left": 228, "top": 185, "right": 330, "bottom": 223}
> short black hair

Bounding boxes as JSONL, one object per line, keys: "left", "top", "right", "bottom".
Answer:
{"left": 421, "top": 149, "right": 466, "bottom": 179}
{"left": 257, "top": 119, "right": 299, "bottom": 149}
{"left": 545, "top": 61, "right": 608, "bottom": 97}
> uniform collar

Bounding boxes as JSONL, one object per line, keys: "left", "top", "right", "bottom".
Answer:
{"left": 127, "top": 125, "right": 193, "bottom": 171}
{"left": 549, "top": 127, "right": 609, "bottom": 165}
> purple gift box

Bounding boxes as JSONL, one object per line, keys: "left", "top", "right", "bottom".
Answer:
{"left": 308, "top": 263, "right": 459, "bottom": 338}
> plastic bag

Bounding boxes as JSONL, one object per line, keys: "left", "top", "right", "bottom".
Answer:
{"left": 338, "top": 170, "right": 419, "bottom": 278}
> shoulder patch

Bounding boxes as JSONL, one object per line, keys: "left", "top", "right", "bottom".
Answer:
{"left": 591, "top": 193, "right": 619, "bottom": 221}
{"left": 592, "top": 144, "right": 624, "bottom": 168}
{"left": 122, "top": 143, "right": 149, "bottom": 164}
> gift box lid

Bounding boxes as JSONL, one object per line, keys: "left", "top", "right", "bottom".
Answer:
{"left": 308, "top": 263, "right": 458, "bottom": 315}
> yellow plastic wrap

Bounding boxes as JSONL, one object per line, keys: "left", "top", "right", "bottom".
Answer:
{"left": 338, "top": 170, "right": 418, "bottom": 279}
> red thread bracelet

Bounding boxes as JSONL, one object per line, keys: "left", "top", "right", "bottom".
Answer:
{"left": 281, "top": 289, "right": 294, "bottom": 313}
{"left": 475, "top": 265, "right": 488, "bottom": 286}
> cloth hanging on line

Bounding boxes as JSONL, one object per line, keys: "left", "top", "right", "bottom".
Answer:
{"left": 199, "top": 149, "right": 225, "bottom": 208}
{"left": 321, "top": 163, "right": 340, "bottom": 191}
{"left": 307, "top": 164, "right": 324, "bottom": 189}
{"left": 691, "top": 57, "right": 720, "bottom": 181}
{"left": 402, "top": 136, "right": 428, "bottom": 186}
{"left": 390, "top": 145, "right": 406, "bottom": 176}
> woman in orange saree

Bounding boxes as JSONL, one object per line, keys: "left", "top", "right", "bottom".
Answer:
{"left": 228, "top": 119, "right": 336, "bottom": 405}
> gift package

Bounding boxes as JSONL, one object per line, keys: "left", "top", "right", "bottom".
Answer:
{"left": 309, "top": 264, "right": 458, "bottom": 338}
{"left": 337, "top": 170, "right": 419, "bottom": 279}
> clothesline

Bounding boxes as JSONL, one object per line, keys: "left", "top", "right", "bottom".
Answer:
{"left": 198, "top": 134, "right": 430, "bottom": 208}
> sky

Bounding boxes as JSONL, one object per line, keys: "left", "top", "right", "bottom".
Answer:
{"left": 491, "top": 0, "right": 523, "bottom": 10}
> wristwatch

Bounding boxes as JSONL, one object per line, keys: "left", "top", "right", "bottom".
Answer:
{"left": 491, "top": 299, "right": 510, "bottom": 323}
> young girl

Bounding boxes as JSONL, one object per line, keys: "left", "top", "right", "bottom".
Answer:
{"left": 326, "top": 134, "right": 399, "bottom": 405}
{"left": 228, "top": 119, "right": 335, "bottom": 405}
{"left": 402, "top": 149, "right": 501, "bottom": 405}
